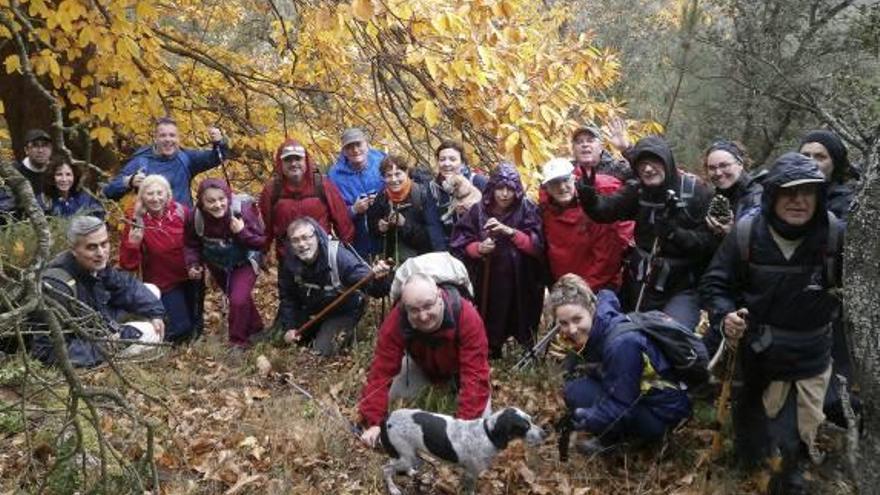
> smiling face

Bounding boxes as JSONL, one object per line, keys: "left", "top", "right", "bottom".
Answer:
{"left": 154, "top": 123, "right": 180, "bottom": 158}
{"left": 774, "top": 184, "right": 818, "bottom": 226}
{"left": 571, "top": 132, "right": 603, "bottom": 168}
{"left": 53, "top": 163, "right": 75, "bottom": 195}
{"left": 141, "top": 182, "right": 170, "bottom": 214}
{"left": 401, "top": 278, "right": 445, "bottom": 333}
{"left": 281, "top": 154, "right": 307, "bottom": 183}
{"left": 437, "top": 147, "right": 463, "bottom": 178}
{"left": 289, "top": 222, "right": 319, "bottom": 263}
{"left": 72, "top": 225, "right": 110, "bottom": 273}
{"left": 636, "top": 156, "right": 666, "bottom": 188}
{"left": 383, "top": 165, "right": 407, "bottom": 193}
{"left": 554, "top": 303, "right": 592, "bottom": 350}
{"left": 544, "top": 176, "right": 575, "bottom": 206}
{"left": 200, "top": 187, "right": 229, "bottom": 219}
{"left": 343, "top": 140, "right": 369, "bottom": 169}
{"left": 799, "top": 142, "right": 833, "bottom": 180}
{"left": 705, "top": 149, "right": 744, "bottom": 191}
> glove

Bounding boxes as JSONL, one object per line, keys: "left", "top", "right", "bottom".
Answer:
{"left": 575, "top": 178, "right": 598, "bottom": 208}
{"left": 571, "top": 407, "right": 591, "bottom": 431}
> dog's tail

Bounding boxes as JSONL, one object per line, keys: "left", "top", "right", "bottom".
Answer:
{"left": 379, "top": 417, "right": 400, "bottom": 458}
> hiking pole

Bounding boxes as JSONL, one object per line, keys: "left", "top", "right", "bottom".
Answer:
{"left": 285, "top": 272, "right": 378, "bottom": 343}
{"left": 480, "top": 256, "right": 491, "bottom": 321}
{"left": 280, "top": 373, "right": 363, "bottom": 438}
{"left": 634, "top": 236, "right": 660, "bottom": 312}
{"left": 284, "top": 259, "right": 394, "bottom": 343}
{"left": 710, "top": 314, "right": 743, "bottom": 458}
{"left": 513, "top": 323, "right": 560, "bottom": 371}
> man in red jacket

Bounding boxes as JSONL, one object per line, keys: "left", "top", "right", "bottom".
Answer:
{"left": 540, "top": 157, "right": 634, "bottom": 290}
{"left": 358, "top": 273, "right": 491, "bottom": 447}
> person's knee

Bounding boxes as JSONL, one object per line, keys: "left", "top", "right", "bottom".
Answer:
{"left": 563, "top": 377, "right": 602, "bottom": 410}
{"left": 143, "top": 283, "right": 161, "bottom": 300}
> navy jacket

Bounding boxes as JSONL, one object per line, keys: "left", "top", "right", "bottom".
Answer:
{"left": 31, "top": 251, "right": 165, "bottom": 367}
{"left": 699, "top": 153, "right": 842, "bottom": 381}
{"left": 277, "top": 218, "right": 388, "bottom": 331}
{"left": 571, "top": 290, "right": 691, "bottom": 433}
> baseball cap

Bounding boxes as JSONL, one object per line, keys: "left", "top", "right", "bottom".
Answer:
{"left": 24, "top": 129, "right": 51, "bottom": 144}
{"left": 572, "top": 124, "right": 601, "bottom": 141}
{"left": 541, "top": 158, "right": 574, "bottom": 185}
{"left": 279, "top": 144, "right": 306, "bottom": 160}
{"left": 341, "top": 127, "right": 368, "bottom": 148}
{"left": 780, "top": 177, "right": 825, "bottom": 188}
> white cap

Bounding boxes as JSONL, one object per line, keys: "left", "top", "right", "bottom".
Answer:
{"left": 541, "top": 158, "right": 574, "bottom": 185}
{"left": 279, "top": 145, "right": 306, "bottom": 159}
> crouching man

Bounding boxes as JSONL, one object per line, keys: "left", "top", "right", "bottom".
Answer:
{"left": 358, "top": 274, "right": 492, "bottom": 447}
{"left": 279, "top": 218, "right": 391, "bottom": 356}
{"left": 32, "top": 216, "right": 166, "bottom": 367}
{"left": 700, "top": 153, "right": 843, "bottom": 494}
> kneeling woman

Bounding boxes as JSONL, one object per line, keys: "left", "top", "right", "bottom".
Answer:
{"left": 548, "top": 274, "right": 691, "bottom": 453}
{"left": 184, "top": 179, "right": 266, "bottom": 349}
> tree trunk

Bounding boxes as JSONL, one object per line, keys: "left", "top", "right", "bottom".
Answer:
{"left": 843, "top": 149, "right": 880, "bottom": 490}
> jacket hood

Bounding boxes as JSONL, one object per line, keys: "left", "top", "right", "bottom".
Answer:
{"left": 196, "top": 178, "right": 232, "bottom": 215}
{"left": 584, "top": 289, "right": 624, "bottom": 353}
{"left": 799, "top": 130, "right": 852, "bottom": 184}
{"left": 629, "top": 135, "right": 677, "bottom": 191}
{"left": 761, "top": 152, "right": 828, "bottom": 238}
{"left": 482, "top": 162, "right": 524, "bottom": 209}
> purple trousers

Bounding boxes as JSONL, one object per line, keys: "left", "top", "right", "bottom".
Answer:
{"left": 210, "top": 265, "right": 263, "bottom": 347}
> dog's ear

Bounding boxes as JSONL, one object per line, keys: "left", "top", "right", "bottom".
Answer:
{"left": 489, "top": 408, "right": 532, "bottom": 448}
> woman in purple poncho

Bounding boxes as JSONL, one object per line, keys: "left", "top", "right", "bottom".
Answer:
{"left": 449, "top": 163, "right": 546, "bottom": 359}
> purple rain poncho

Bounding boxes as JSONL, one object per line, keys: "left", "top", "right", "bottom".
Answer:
{"left": 449, "top": 164, "right": 546, "bottom": 355}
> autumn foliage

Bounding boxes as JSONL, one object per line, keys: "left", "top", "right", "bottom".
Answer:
{"left": 0, "top": 0, "right": 658, "bottom": 188}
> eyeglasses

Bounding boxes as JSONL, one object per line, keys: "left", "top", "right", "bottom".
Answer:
{"left": 403, "top": 293, "right": 440, "bottom": 318}
{"left": 706, "top": 162, "right": 734, "bottom": 173}
{"left": 290, "top": 232, "right": 316, "bottom": 244}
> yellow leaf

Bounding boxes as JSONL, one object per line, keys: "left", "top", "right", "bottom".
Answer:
{"left": 423, "top": 100, "right": 440, "bottom": 126}
{"left": 504, "top": 131, "right": 519, "bottom": 153}
{"left": 3, "top": 54, "right": 20, "bottom": 74}
{"left": 0, "top": 100, "right": 4, "bottom": 114}
{"left": 424, "top": 55, "right": 439, "bottom": 80}
{"left": 351, "top": 0, "right": 374, "bottom": 22}
{"left": 91, "top": 126, "right": 114, "bottom": 146}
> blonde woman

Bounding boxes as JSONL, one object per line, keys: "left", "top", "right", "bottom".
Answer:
{"left": 119, "top": 175, "right": 201, "bottom": 342}
{"left": 547, "top": 274, "right": 691, "bottom": 455}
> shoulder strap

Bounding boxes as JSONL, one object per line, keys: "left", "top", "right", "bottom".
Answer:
{"left": 42, "top": 267, "right": 76, "bottom": 296}
{"left": 679, "top": 173, "right": 696, "bottom": 201}
{"left": 445, "top": 285, "right": 462, "bottom": 349}
{"left": 313, "top": 171, "right": 327, "bottom": 206}
{"left": 736, "top": 214, "right": 755, "bottom": 264}
{"left": 328, "top": 239, "right": 341, "bottom": 289}
{"left": 825, "top": 211, "right": 841, "bottom": 287}
{"left": 194, "top": 208, "right": 205, "bottom": 238}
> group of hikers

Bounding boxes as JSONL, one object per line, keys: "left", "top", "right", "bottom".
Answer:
{"left": 0, "top": 117, "right": 860, "bottom": 494}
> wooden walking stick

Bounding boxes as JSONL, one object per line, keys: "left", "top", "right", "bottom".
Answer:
{"left": 480, "top": 255, "right": 491, "bottom": 320}
{"left": 710, "top": 312, "right": 745, "bottom": 458}
{"left": 284, "top": 268, "right": 385, "bottom": 343}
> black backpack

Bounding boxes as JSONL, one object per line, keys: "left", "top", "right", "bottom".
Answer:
{"left": 605, "top": 311, "right": 709, "bottom": 388}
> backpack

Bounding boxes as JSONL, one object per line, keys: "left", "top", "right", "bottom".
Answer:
{"left": 605, "top": 311, "right": 710, "bottom": 388}
{"left": 194, "top": 193, "right": 264, "bottom": 269}
{"left": 389, "top": 252, "right": 474, "bottom": 302}
{"left": 267, "top": 171, "right": 328, "bottom": 237}
{"left": 735, "top": 211, "right": 841, "bottom": 288}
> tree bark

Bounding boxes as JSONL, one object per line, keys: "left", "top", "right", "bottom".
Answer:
{"left": 843, "top": 149, "right": 880, "bottom": 490}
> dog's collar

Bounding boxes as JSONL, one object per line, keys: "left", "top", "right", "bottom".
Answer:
{"left": 482, "top": 419, "right": 505, "bottom": 450}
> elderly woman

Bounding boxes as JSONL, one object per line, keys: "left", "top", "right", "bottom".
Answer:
{"left": 366, "top": 154, "right": 446, "bottom": 264}
{"left": 259, "top": 139, "right": 354, "bottom": 261}
{"left": 703, "top": 140, "right": 762, "bottom": 235}
{"left": 427, "top": 140, "right": 488, "bottom": 238}
{"left": 450, "top": 163, "right": 545, "bottom": 359}
{"left": 184, "top": 178, "right": 266, "bottom": 350}
{"left": 119, "top": 175, "right": 200, "bottom": 342}
{"left": 40, "top": 157, "right": 104, "bottom": 218}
